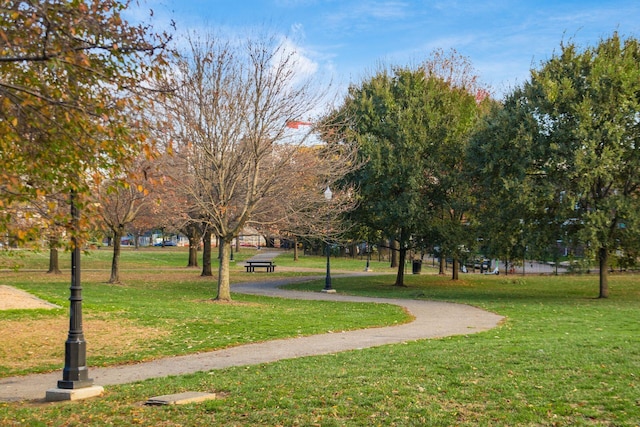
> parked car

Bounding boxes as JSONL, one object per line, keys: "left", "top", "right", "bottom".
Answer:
{"left": 473, "top": 258, "right": 492, "bottom": 272}
{"left": 154, "top": 241, "right": 176, "bottom": 247}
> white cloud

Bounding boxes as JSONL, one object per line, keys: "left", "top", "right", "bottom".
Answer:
{"left": 275, "top": 36, "right": 320, "bottom": 81}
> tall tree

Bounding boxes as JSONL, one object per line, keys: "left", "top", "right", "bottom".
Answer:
{"left": 1, "top": 0, "right": 169, "bottom": 394}
{"left": 332, "top": 55, "right": 488, "bottom": 285}
{"left": 0, "top": 0, "right": 170, "bottom": 240}
{"left": 334, "top": 68, "right": 432, "bottom": 286}
{"left": 163, "top": 31, "right": 350, "bottom": 301}
{"left": 472, "top": 33, "right": 640, "bottom": 297}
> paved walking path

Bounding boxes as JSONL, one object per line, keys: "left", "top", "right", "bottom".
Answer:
{"left": 0, "top": 251, "right": 504, "bottom": 402}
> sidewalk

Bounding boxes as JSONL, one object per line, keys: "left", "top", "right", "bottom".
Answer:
{"left": 0, "top": 255, "right": 504, "bottom": 402}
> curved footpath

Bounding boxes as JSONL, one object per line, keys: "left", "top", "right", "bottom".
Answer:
{"left": 0, "top": 275, "right": 504, "bottom": 402}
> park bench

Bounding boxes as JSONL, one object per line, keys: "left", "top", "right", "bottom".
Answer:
{"left": 244, "top": 260, "right": 276, "bottom": 273}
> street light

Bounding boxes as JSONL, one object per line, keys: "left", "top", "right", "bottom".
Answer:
{"left": 46, "top": 191, "right": 102, "bottom": 401}
{"left": 364, "top": 241, "right": 372, "bottom": 272}
{"left": 322, "top": 186, "right": 335, "bottom": 293}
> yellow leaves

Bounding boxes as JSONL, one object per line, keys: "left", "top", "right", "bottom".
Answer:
{"left": 92, "top": 172, "right": 104, "bottom": 188}
{"left": 15, "top": 229, "right": 26, "bottom": 241}
{"left": 136, "top": 184, "right": 149, "bottom": 196}
{"left": 143, "top": 144, "right": 153, "bottom": 159}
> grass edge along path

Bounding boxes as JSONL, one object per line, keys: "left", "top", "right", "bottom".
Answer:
{"left": 0, "top": 275, "right": 503, "bottom": 401}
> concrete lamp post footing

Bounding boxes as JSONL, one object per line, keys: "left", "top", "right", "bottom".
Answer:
{"left": 45, "top": 385, "right": 104, "bottom": 402}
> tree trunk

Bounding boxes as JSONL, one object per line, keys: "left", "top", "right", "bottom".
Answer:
{"left": 187, "top": 226, "right": 200, "bottom": 268}
{"left": 293, "top": 236, "right": 299, "bottom": 261}
{"left": 188, "top": 243, "right": 199, "bottom": 267}
{"left": 452, "top": 258, "right": 459, "bottom": 280}
{"left": 216, "top": 238, "right": 232, "bottom": 301}
{"left": 390, "top": 239, "right": 399, "bottom": 268}
{"left": 47, "top": 235, "right": 61, "bottom": 274}
{"left": 439, "top": 256, "right": 445, "bottom": 275}
{"left": 48, "top": 247, "right": 61, "bottom": 274}
{"left": 394, "top": 245, "right": 407, "bottom": 286}
{"left": 599, "top": 247, "right": 609, "bottom": 298}
{"left": 160, "top": 228, "right": 166, "bottom": 247}
{"left": 201, "top": 230, "right": 213, "bottom": 276}
{"left": 109, "top": 227, "right": 123, "bottom": 283}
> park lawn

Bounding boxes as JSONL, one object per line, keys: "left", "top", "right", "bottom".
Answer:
{"left": 0, "top": 246, "right": 255, "bottom": 271}
{"left": 0, "top": 267, "right": 409, "bottom": 377}
{"left": 1, "top": 252, "right": 639, "bottom": 425}
{"left": 273, "top": 251, "right": 399, "bottom": 273}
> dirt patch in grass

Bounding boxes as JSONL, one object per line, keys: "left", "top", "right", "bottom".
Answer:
{"left": 0, "top": 316, "right": 170, "bottom": 374}
{"left": 0, "top": 285, "right": 60, "bottom": 310}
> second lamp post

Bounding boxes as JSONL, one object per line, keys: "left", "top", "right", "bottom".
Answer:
{"left": 323, "top": 186, "right": 335, "bottom": 293}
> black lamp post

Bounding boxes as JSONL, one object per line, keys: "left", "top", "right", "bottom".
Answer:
{"left": 323, "top": 186, "right": 335, "bottom": 293}
{"left": 46, "top": 191, "right": 103, "bottom": 401}
{"left": 57, "top": 191, "right": 93, "bottom": 390}
{"left": 364, "top": 241, "right": 372, "bottom": 272}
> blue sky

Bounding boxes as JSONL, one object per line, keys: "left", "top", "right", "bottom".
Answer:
{"left": 140, "top": 0, "right": 639, "bottom": 98}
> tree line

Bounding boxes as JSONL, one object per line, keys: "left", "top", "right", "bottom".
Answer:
{"left": 2, "top": 2, "right": 639, "bottom": 299}
{"left": 328, "top": 34, "right": 640, "bottom": 299}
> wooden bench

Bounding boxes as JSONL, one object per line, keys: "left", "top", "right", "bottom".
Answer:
{"left": 244, "top": 260, "right": 276, "bottom": 272}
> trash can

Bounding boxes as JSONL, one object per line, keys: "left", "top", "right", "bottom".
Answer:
{"left": 412, "top": 260, "right": 422, "bottom": 274}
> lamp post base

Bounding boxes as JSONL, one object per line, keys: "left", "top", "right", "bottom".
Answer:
{"left": 45, "top": 385, "right": 104, "bottom": 402}
{"left": 321, "top": 288, "right": 336, "bottom": 294}
{"left": 57, "top": 377, "right": 94, "bottom": 390}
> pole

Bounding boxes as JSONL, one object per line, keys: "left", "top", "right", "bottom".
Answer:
{"left": 324, "top": 239, "right": 332, "bottom": 291}
{"left": 58, "top": 191, "right": 93, "bottom": 389}
{"left": 364, "top": 242, "right": 372, "bottom": 271}
{"left": 322, "top": 186, "right": 334, "bottom": 292}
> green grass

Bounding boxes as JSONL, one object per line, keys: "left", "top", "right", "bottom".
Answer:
{"left": 274, "top": 251, "right": 399, "bottom": 272}
{"left": 0, "top": 246, "right": 255, "bottom": 271}
{"left": 1, "top": 250, "right": 639, "bottom": 425}
{"left": 0, "top": 269, "right": 407, "bottom": 377}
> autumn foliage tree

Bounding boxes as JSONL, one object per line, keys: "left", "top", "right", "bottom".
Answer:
{"left": 0, "top": 0, "right": 171, "bottom": 243}
{"left": 98, "top": 157, "right": 167, "bottom": 283}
